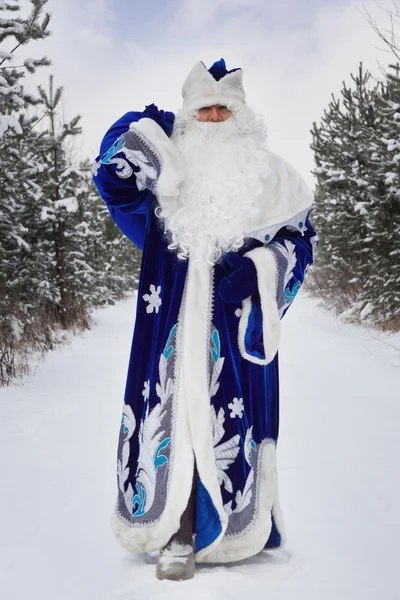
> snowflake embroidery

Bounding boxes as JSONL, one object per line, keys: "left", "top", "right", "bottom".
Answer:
{"left": 228, "top": 397, "right": 244, "bottom": 419}
{"left": 142, "top": 284, "right": 162, "bottom": 314}
{"left": 142, "top": 380, "right": 150, "bottom": 402}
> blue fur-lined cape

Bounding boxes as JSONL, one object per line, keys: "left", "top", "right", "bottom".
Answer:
{"left": 92, "top": 102, "right": 318, "bottom": 563}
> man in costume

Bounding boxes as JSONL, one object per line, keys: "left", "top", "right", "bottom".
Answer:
{"left": 92, "top": 59, "right": 318, "bottom": 581}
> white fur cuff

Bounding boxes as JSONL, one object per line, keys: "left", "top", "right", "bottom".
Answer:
{"left": 130, "top": 118, "right": 184, "bottom": 197}
{"left": 238, "top": 247, "right": 280, "bottom": 365}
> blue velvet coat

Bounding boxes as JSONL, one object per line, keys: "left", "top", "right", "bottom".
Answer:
{"left": 93, "top": 104, "right": 318, "bottom": 563}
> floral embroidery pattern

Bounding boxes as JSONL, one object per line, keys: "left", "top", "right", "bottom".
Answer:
{"left": 117, "top": 403, "right": 137, "bottom": 515}
{"left": 97, "top": 130, "right": 159, "bottom": 188}
{"left": 284, "top": 280, "right": 301, "bottom": 306}
{"left": 273, "top": 239, "right": 298, "bottom": 316}
{"left": 143, "top": 284, "right": 162, "bottom": 314}
{"left": 131, "top": 325, "right": 176, "bottom": 517}
{"left": 100, "top": 136, "right": 133, "bottom": 179}
{"left": 101, "top": 136, "right": 125, "bottom": 164}
{"left": 211, "top": 406, "right": 240, "bottom": 494}
{"left": 209, "top": 328, "right": 225, "bottom": 399}
{"left": 228, "top": 397, "right": 244, "bottom": 419}
{"left": 122, "top": 146, "right": 157, "bottom": 191}
{"left": 244, "top": 426, "right": 257, "bottom": 466}
{"left": 224, "top": 427, "right": 257, "bottom": 516}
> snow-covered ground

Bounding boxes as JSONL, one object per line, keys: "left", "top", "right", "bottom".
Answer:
{"left": 1, "top": 292, "right": 399, "bottom": 600}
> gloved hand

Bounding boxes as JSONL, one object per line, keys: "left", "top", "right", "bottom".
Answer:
{"left": 218, "top": 253, "right": 258, "bottom": 304}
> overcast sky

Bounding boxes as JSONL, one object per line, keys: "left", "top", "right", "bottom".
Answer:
{"left": 19, "top": 0, "right": 397, "bottom": 187}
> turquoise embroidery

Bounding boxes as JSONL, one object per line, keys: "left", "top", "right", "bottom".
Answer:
{"left": 284, "top": 280, "right": 301, "bottom": 304}
{"left": 210, "top": 327, "right": 225, "bottom": 399}
{"left": 164, "top": 324, "right": 177, "bottom": 360}
{"left": 248, "top": 439, "right": 257, "bottom": 462}
{"left": 132, "top": 483, "right": 147, "bottom": 517}
{"left": 211, "top": 328, "right": 221, "bottom": 362}
{"left": 101, "top": 136, "right": 125, "bottom": 165}
{"left": 154, "top": 437, "right": 171, "bottom": 472}
{"left": 131, "top": 323, "right": 177, "bottom": 518}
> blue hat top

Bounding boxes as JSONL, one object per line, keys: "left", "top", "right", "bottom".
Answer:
{"left": 206, "top": 58, "right": 241, "bottom": 82}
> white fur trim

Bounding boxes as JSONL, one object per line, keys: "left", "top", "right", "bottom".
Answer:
{"left": 182, "top": 62, "right": 246, "bottom": 113}
{"left": 197, "top": 441, "right": 280, "bottom": 563}
{"left": 237, "top": 247, "right": 280, "bottom": 365}
{"left": 182, "top": 261, "right": 229, "bottom": 560}
{"left": 249, "top": 207, "right": 311, "bottom": 244}
{"left": 130, "top": 118, "right": 184, "bottom": 197}
{"left": 111, "top": 261, "right": 230, "bottom": 557}
{"left": 111, "top": 295, "right": 195, "bottom": 553}
{"left": 111, "top": 256, "right": 285, "bottom": 561}
{"left": 246, "top": 151, "right": 313, "bottom": 234}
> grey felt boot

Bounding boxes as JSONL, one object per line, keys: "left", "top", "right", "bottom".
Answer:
{"left": 156, "top": 541, "right": 195, "bottom": 581}
{"left": 156, "top": 475, "right": 196, "bottom": 581}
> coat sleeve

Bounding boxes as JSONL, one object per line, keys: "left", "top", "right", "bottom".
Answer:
{"left": 237, "top": 211, "right": 318, "bottom": 365}
{"left": 91, "top": 104, "right": 175, "bottom": 250}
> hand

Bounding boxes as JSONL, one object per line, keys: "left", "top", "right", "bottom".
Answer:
{"left": 218, "top": 253, "right": 258, "bottom": 304}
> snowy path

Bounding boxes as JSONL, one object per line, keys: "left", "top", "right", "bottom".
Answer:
{"left": 1, "top": 293, "right": 399, "bottom": 600}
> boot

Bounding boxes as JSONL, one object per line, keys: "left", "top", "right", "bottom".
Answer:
{"left": 156, "top": 474, "right": 196, "bottom": 581}
{"left": 156, "top": 541, "right": 195, "bottom": 581}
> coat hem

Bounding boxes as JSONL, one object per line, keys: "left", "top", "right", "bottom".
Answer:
{"left": 111, "top": 280, "right": 196, "bottom": 554}
{"left": 196, "top": 441, "right": 283, "bottom": 563}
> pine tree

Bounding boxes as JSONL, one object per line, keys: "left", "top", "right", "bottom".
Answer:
{"left": 310, "top": 66, "right": 376, "bottom": 309}
{"left": 0, "top": 0, "right": 51, "bottom": 384}
{"left": 360, "top": 64, "right": 400, "bottom": 326}
{"left": 36, "top": 75, "right": 90, "bottom": 327}
{"left": 0, "top": 2, "right": 141, "bottom": 386}
{"left": 311, "top": 62, "right": 400, "bottom": 329}
{"left": 75, "top": 165, "right": 141, "bottom": 307}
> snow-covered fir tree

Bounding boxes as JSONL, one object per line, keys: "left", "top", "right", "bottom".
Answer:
{"left": 0, "top": 1, "right": 141, "bottom": 385}
{"left": 36, "top": 74, "right": 90, "bottom": 327}
{"left": 311, "top": 63, "right": 400, "bottom": 329}
{"left": 0, "top": 0, "right": 51, "bottom": 384}
{"left": 359, "top": 64, "right": 400, "bottom": 326}
{"left": 72, "top": 162, "right": 140, "bottom": 308}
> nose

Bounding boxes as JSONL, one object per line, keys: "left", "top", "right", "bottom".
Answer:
{"left": 209, "top": 106, "right": 221, "bottom": 122}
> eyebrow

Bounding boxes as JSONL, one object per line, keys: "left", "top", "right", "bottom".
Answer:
{"left": 200, "top": 105, "right": 228, "bottom": 110}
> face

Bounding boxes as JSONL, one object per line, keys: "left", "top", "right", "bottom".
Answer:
{"left": 197, "top": 104, "right": 233, "bottom": 122}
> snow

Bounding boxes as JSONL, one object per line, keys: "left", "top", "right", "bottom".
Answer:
{"left": 0, "top": 114, "right": 22, "bottom": 137}
{"left": 0, "top": 292, "right": 399, "bottom": 599}
{"left": 54, "top": 197, "right": 79, "bottom": 213}
{"left": 24, "top": 58, "right": 36, "bottom": 70}
{"left": 10, "top": 231, "right": 30, "bottom": 251}
{"left": 385, "top": 172, "right": 398, "bottom": 185}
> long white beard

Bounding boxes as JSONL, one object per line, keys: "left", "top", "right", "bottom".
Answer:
{"left": 156, "top": 106, "right": 271, "bottom": 265}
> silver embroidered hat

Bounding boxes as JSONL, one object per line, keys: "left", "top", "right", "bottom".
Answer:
{"left": 181, "top": 59, "right": 246, "bottom": 113}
